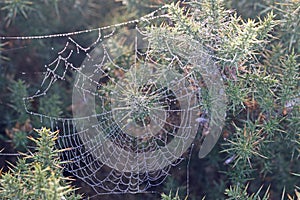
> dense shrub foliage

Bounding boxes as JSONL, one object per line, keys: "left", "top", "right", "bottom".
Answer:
{"left": 0, "top": 128, "right": 81, "bottom": 199}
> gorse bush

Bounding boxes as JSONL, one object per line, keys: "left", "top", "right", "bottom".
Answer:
{"left": 151, "top": 0, "right": 299, "bottom": 198}
{"left": 0, "top": 0, "right": 299, "bottom": 199}
{"left": 0, "top": 128, "right": 81, "bottom": 200}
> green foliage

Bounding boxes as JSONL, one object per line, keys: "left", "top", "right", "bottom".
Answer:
{"left": 0, "top": 128, "right": 81, "bottom": 200}
{"left": 277, "top": 53, "right": 299, "bottom": 107}
{"left": 165, "top": 0, "right": 276, "bottom": 68}
{"left": 225, "top": 79, "right": 248, "bottom": 114}
{"left": 222, "top": 121, "right": 268, "bottom": 183}
{"left": 161, "top": 189, "right": 191, "bottom": 200}
{"left": 12, "top": 130, "right": 28, "bottom": 150}
{"left": 1, "top": 79, "right": 32, "bottom": 151}
{"left": 0, "top": 0, "right": 299, "bottom": 199}
{"left": 118, "top": 0, "right": 172, "bottom": 16}
{"left": 155, "top": 0, "right": 299, "bottom": 199}
{"left": 38, "top": 93, "right": 63, "bottom": 127}
{"left": 9, "top": 79, "right": 29, "bottom": 123}
{"left": 1, "top": 0, "right": 34, "bottom": 27}
{"left": 0, "top": 41, "right": 9, "bottom": 61}
{"left": 225, "top": 184, "right": 270, "bottom": 200}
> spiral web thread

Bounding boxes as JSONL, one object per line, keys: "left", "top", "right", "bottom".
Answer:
{"left": 1, "top": 7, "right": 226, "bottom": 197}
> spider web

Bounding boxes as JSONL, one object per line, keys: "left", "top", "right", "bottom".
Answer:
{"left": 1, "top": 7, "right": 226, "bottom": 197}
